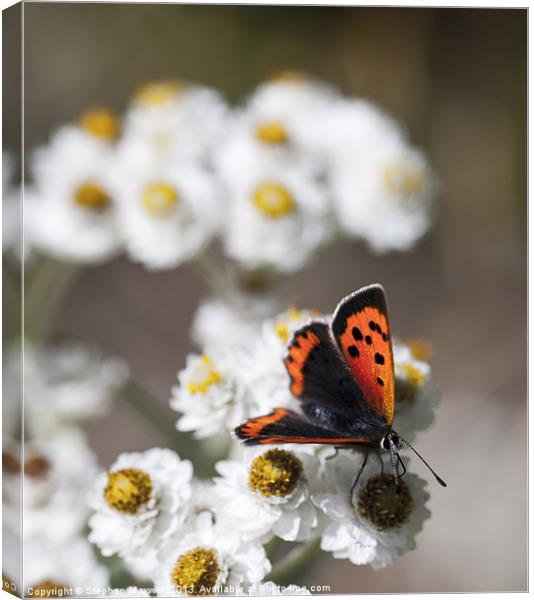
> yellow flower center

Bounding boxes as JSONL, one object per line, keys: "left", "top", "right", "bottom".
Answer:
{"left": 249, "top": 449, "right": 303, "bottom": 498}
{"left": 256, "top": 122, "right": 289, "bottom": 145}
{"left": 187, "top": 355, "right": 221, "bottom": 395}
{"left": 3, "top": 574, "right": 16, "bottom": 596}
{"left": 253, "top": 182, "right": 295, "bottom": 218}
{"left": 104, "top": 468, "right": 152, "bottom": 514}
{"left": 383, "top": 160, "right": 424, "bottom": 196}
{"left": 267, "top": 70, "right": 308, "bottom": 84}
{"left": 24, "top": 454, "right": 50, "bottom": 479}
{"left": 395, "top": 363, "right": 425, "bottom": 405}
{"left": 74, "top": 182, "right": 110, "bottom": 211}
{"left": 135, "top": 80, "right": 185, "bottom": 106}
{"left": 3, "top": 451, "right": 21, "bottom": 475}
{"left": 274, "top": 307, "right": 303, "bottom": 343}
{"left": 142, "top": 182, "right": 179, "bottom": 216}
{"left": 79, "top": 108, "right": 120, "bottom": 140}
{"left": 356, "top": 474, "right": 414, "bottom": 531}
{"left": 171, "top": 547, "right": 221, "bottom": 596}
{"left": 27, "top": 580, "right": 69, "bottom": 598}
{"left": 407, "top": 339, "right": 432, "bottom": 362}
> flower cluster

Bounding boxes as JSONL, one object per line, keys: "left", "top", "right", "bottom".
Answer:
{"left": 24, "top": 74, "right": 435, "bottom": 274}
{"left": 84, "top": 302, "right": 441, "bottom": 595}
{"left": 2, "top": 344, "right": 128, "bottom": 596}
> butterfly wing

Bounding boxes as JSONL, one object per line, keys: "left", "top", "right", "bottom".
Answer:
{"left": 331, "top": 284, "right": 395, "bottom": 425}
{"left": 283, "top": 320, "right": 380, "bottom": 420}
{"left": 234, "top": 408, "right": 379, "bottom": 446}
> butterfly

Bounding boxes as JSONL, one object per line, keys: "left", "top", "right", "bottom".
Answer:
{"left": 235, "top": 284, "right": 446, "bottom": 487}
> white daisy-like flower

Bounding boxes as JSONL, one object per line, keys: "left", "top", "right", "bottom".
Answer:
{"left": 170, "top": 350, "right": 252, "bottom": 439}
{"left": 123, "top": 80, "right": 227, "bottom": 164}
{"left": 88, "top": 448, "right": 193, "bottom": 560}
{"left": 241, "top": 307, "right": 324, "bottom": 415}
{"left": 327, "top": 99, "right": 435, "bottom": 253}
{"left": 245, "top": 581, "right": 311, "bottom": 596}
{"left": 2, "top": 431, "right": 98, "bottom": 544}
{"left": 214, "top": 445, "right": 319, "bottom": 543}
{"left": 3, "top": 152, "right": 21, "bottom": 257}
{"left": 222, "top": 163, "right": 332, "bottom": 274}
{"left": 111, "top": 150, "right": 221, "bottom": 270}
{"left": 24, "top": 536, "right": 109, "bottom": 598}
{"left": 152, "top": 510, "right": 270, "bottom": 597}
{"left": 313, "top": 451, "right": 430, "bottom": 569}
{"left": 392, "top": 339, "right": 440, "bottom": 442}
{"left": 25, "top": 115, "right": 122, "bottom": 263}
{"left": 214, "top": 72, "right": 337, "bottom": 187}
{"left": 190, "top": 295, "right": 276, "bottom": 352}
{"left": 23, "top": 343, "right": 129, "bottom": 438}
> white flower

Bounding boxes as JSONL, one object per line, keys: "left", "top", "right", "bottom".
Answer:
{"left": 153, "top": 510, "right": 270, "bottom": 596}
{"left": 88, "top": 448, "right": 193, "bottom": 560}
{"left": 214, "top": 73, "right": 337, "bottom": 187}
{"left": 241, "top": 308, "right": 324, "bottom": 415}
{"left": 170, "top": 351, "right": 252, "bottom": 439}
{"left": 327, "top": 99, "right": 435, "bottom": 252}
{"left": 2, "top": 431, "right": 98, "bottom": 544}
{"left": 123, "top": 80, "right": 227, "bottom": 164}
{"left": 214, "top": 446, "right": 319, "bottom": 543}
{"left": 222, "top": 163, "right": 333, "bottom": 273}
{"left": 191, "top": 295, "right": 276, "bottom": 352}
{"left": 393, "top": 339, "right": 440, "bottom": 442}
{"left": 24, "top": 536, "right": 109, "bottom": 597}
{"left": 313, "top": 451, "right": 430, "bottom": 569}
{"left": 3, "top": 152, "right": 21, "bottom": 257}
{"left": 23, "top": 343, "right": 129, "bottom": 438}
{"left": 111, "top": 152, "right": 221, "bottom": 270}
{"left": 26, "top": 122, "right": 121, "bottom": 263}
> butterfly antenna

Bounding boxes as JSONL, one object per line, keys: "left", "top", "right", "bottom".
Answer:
{"left": 399, "top": 436, "right": 447, "bottom": 487}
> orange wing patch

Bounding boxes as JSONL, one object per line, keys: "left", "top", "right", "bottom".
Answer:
{"left": 338, "top": 306, "right": 395, "bottom": 424}
{"left": 284, "top": 329, "right": 321, "bottom": 396}
{"left": 236, "top": 408, "right": 289, "bottom": 439}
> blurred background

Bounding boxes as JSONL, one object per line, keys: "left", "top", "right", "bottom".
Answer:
{"left": 4, "top": 4, "right": 527, "bottom": 593}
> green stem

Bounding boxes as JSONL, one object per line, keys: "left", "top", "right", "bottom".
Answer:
{"left": 24, "top": 256, "right": 79, "bottom": 342}
{"left": 268, "top": 539, "right": 321, "bottom": 585}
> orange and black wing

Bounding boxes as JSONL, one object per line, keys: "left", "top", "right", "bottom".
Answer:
{"left": 283, "top": 321, "right": 380, "bottom": 420}
{"left": 234, "top": 407, "right": 379, "bottom": 446}
{"left": 331, "top": 284, "right": 395, "bottom": 425}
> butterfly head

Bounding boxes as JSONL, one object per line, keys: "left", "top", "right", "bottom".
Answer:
{"left": 379, "top": 431, "right": 400, "bottom": 452}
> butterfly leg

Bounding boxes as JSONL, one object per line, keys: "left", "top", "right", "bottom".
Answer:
{"left": 325, "top": 446, "right": 346, "bottom": 462}
{"left": 350, "top": 450, "right": 369, "bottom": 501}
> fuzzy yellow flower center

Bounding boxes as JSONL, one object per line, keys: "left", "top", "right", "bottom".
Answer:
{"left": 395, "top": 363, "right": 425, "bottom": 405}
{"left": 253, "top": 182, "right": 295, "bottom": 218}
{"left": 136, "top": 80, "right": 185, "bottom": 106}
{"left": 104, "top": 468, "right": 152, "bottom": 514}
{"left": 3, "top": 451, "right": 21, "bottom": 475}
{"left": 407, "top": 339, "right": 432, "bottom": 362}
{"left": 383, "top": 160, "right": 424, "bottom": 196}
{"left": 171, "top": 547, "right": 221, "bottom": 596}
{"left": 267, "top": 70, "right": 308, "bottom": 84}
{"left": 142, "top": 182, "right": 179, "bottom": 216}
{"left": 27, "top": 580, "right": 69, "bottom": 598}
{"left": 74, "top": 182, "right": 110, "bottom": 211}
{"left": 24, "top": 454, "right": 50, "bottom": 479}
{"left": 256, "top": 122, "right": 289, "bottom": 145}
{"left": 79, "top": 108, "right": 120, "bottom": 140}
{"left": 274, "top": 307, "right": 303, "bottom": 343}
{"left": 187, "top": 355, "right": 221, "bottom": 395}
{"left": 356, "top": 474, "right": 414, "bottom": 531}
{"left": 249, "top": 449, "right": 303, "bottom": 498}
